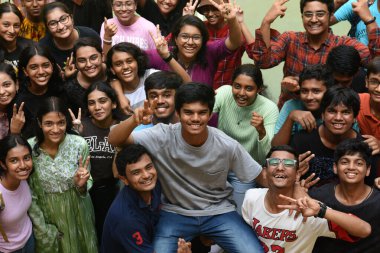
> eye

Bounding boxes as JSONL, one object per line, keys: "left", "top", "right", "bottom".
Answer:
{"left": 233, "top": 83, "right": 241, "bottom": 89}
{"left": 9, "top": 158, "right": 18, "bottom": 164}
{"left": 149, "top": 94, "right": 157, "bottom": 99}
{"left": 246, "top": 86, "right": 254, "bottom": 92}
{"left": 99, "top": 98, "right": 109, "bottom": 104}
{"left": 42, "top": 63, "right": 51, "bottom": 68}
{"left": 77, "top": 58, "right": 86, "bottom": 64}
{"left": 87, "top": 100, "right": 95, "bottom": 106}
{"left": 24, "top": 154, "right": 31, "bottom": 161}
{"left": 28, "top": 64, "right": 38, "bottom": 70}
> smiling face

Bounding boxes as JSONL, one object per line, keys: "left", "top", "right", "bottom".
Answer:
{"left": 23, "top": 0, "right": 46, "bottom": 20}
{"left": 75, "top": 46, "right": 103, "bottom": 80}
{"left": 121, "top": 153, "right": 157, "bottom": 193}
{"left": 24, "top": 55, "right": 53, "bottom": 89}
{"left": 334, "top": 153, "right": 370, "bottom": 184}
{"left": 366, "top": 72, "right": 380, "bottom": 104}
{"left": 232, "top": 74, "right": 260, "bottom": 107}
{"left": 0, "top": 12, "right": 21, "bottom": 43}
{"left": 300, "top": 78, "right": 327, "bottom": 111}
{"left": 157, "top": 0, "right": 178, "bottom": 16}
{"left": 40, "top": 112, "right": 66, "bottom": 146}
{"left": 147, "top": 88, "right": 176, "bottom": 119}
{"left": 0, "top": 145, "right": 33, "bottom": 181}
{"left": 179, "top": 101, "right": 210, "bottom": 144}
{"left": 111, "top": 51, "right": 139, "bottom": 88}
{"left": 199, "top": 4, "right": 224, "bottom": 26}
{"left": 87, "top": 89, "right": 116, "bottom": 123}
{"left": 175, "top": 25, "right": 203, "bottom": 63}
{"left": 112, "top": 0, "right": 137, "bottom": 26}
{"left": 322, "top": 103, "right": 355, "bottom": 136}
{"left": 266, "top": 151, "right": 298, "bottom": 189}
{"left": 0, "top": 72, "right": 17, "bottom": 110}
{"left": 302, "top": 1, "right": 329, "bottom": 38}
{"left": 45, "top": 8, "right": 73, "bottom": 39}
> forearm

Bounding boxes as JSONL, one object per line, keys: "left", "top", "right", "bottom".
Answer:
{"left": 324, "top": 208, "right": 371, "bottom": 238}
{"left": 166, "top": 55, "right": 191, "bottom": 82}
{"left": 240, "top": 21, "right": 254, "bottom": 45}
{"left": 271, "top": 116, "right": 294, "bottom": 146}
{"left": 226, "top": 17, "right": 243, "bottom": 50}
{"left": 260, "top": 18, "right": 272, "bottom": 49}
{"left": 334, "top": 0, "right": 349, "bottom": 11}
{"left": 108, "top": 116, "right": 138, "bottom": 147}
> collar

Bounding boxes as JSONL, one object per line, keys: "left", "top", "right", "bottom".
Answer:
{"left": 299, "top": 29, "right": 334, "bottom": 47}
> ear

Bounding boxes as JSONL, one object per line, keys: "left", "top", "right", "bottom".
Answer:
{"left": 15, "top": 80, "right": 19, "bottom": 92}
{"left": 110, "top": 67, "right": 116, "bottom": 75}
{"left": 365, "top": 78, "right": 369, "bottom": 89}
{"left": 333, "top": 163, "right": 337, "bottom": 175}
{"left": 118, "top": 175, "right": 129, "bottom": 186}
{"left": 38, "top": 119, "right": 42, "bottom": 128}
{"left": 23, "top": 68, "right": 29, "bottom": 77}
{"left": 112, "top": 102, "right": 117, "bottom": 109}
{"left": 0, "top": 161, "right": 7, "bottom": 171}
{"left": 366, "top": 166, "right": 371, "bottom": 177}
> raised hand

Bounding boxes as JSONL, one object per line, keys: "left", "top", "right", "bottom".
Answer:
{"left": 251, "top": 112, "right": 266, "bottom": 139}
{"left": 352, "top": 0, "right": 373, "bottom": 22}
{"left": 236, "top": 5, "right": 244, "bottom": 23}
{"left": 297, "top": 150, "right": 315, "bottom": 176}
{"left": 133, "top": 99, "right": 157, "bottom": 125}
{"left": 64, "top": 52, "right": 77, "bottom": 79}
{"left": 103, "top": 17, "right": 118, "bottom": 41}
{"left": 264, "top": 0, "right": 289, "bottom": 24}
{"left": 10, "top": 102, "right": 25, "bottom": 134}
{"left": 74, "top": 155, "right": 91, "bottom": 188}
{"left": 281, "top": 76, "right": 300, "bottom": 93}
{"left": 68, "top": 108, "right": 83, "bottom": 133}
{"left": 149, "top": 25, "right": 170, "bottom": 59}
{"left": 278, "top": 194, "right": 321, "bottom": 218}
{"left": 182, "top": 0, "right": 199, "bottom": 16}
{"left": 362, "top": 134, "right": 380, "bottom": 155}
{"left": 209, "top": 0, "right": 238, "bottom": 20}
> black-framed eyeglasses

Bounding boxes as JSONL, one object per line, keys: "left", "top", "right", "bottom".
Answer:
{"left": 368, "top": 79, "right": 380, "bottom": 88}
{"left": 112, "top": 1, "right": 135, "bottom": 10}
{"left": 178, "top": 33, "right": 202, "bottom": 43}
{"left": 302, "top": 11, "right": 328, "bottom": 20}
{"left": 47, "top": 14, "right": 70, "bottom": 29}
{"left": 266, "top": 158, "right": 298, "bottom": 169}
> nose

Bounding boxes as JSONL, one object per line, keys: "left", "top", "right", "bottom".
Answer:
{"left": 238, "top": 88, "right": 245, "bottom": 96}
{"left": 0, "top": 87, "right": 4, "bottom": 94}
{"left": 94, "top": 102, "right": 101, "bottom": 110}
{"left": 191, "top": 113, "right": 200, "bottom": 121}
{"left": 141, "top": 169, "right": 150, "bottom": 179}
{"left": 157, "top": 95, "right": 165, "bottom": 104}
{"left": 306, "top": 91, "right": 313, "bottom": 100}
{"left": 19, "top": 159, "right": 26, "bottom": 169}
{"left": 52, "top": 124, "right": 60, "bottom": 132}
{"left": 57, "top": 21, "right": 65, "bottom": 30}
{"left": 335, "top": 112, "right": 343, "bottom": 120}
{"left": 32, "top": 0, "right": 38, "bottom": 6}
{"left": 9, "top": 26, "right": 15, "bottom": 33}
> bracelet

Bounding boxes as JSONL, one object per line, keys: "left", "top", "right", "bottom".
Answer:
{"left": 315, "top": 202, "right": 327, "bottom": 218}
{"left": 103, "top": 38, "right": 112, "bottom": 44}
{"left": 162, "top": 53, "right": 173, "bottom": 63}
{"left": 364, "top": 16, "right": 376, "bottom": 26}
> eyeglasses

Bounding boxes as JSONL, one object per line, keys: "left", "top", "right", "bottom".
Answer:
{"left": 302, "top": 11, "right": 328, "bottom": 20}
{"left": 266, "top": 158, "right": 298, "bottom": 169}
{"left": 178, "top": 33, "right": 202, "bottom": 43}
{"left": 368, "top": 79, "right": 380, "bottom": 88}
{"left": 112, "top": 1, "right": 135, "bottom": 10}
{"left": 76, "top": 54, "right": 101, "bottom": 65}
{"left": 47, "top": 14, "right": 70, "bottom": 29}
{"left": 198, "top": 5, "right": 219, "bottom": 15}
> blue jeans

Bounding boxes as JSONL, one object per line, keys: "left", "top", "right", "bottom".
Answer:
{"left": 153, "top": 210, "right": 263, "bottom": 253}
{"left": 228, "top": 171, "right": 256, "bottom": 215}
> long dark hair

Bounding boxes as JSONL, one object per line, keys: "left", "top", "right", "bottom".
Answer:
{"left": 32, "top": 97, "right": 75, "bottom": 156}
{"left": 0, "top": 2, "right": 23, "bottom": 23}
{"left": 18, "top": 45, "right": 63, "bottom": 92}
{"left": 0, "top": 134, "right": 32, "bottom": 177}
{"left": 171, "top": 15, "right": 209, "bottom": 68}
{"left": 84, "top": 81, "right": 127, "bottom": 121}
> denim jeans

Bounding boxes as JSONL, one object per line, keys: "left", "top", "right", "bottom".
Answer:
{"left": 153, "top": 210, "right": 263, "bottom": 253}
{"left": 228, "top": 171, "right": 256, "bottom": 215}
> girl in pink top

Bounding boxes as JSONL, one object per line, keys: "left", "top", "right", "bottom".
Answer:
{"left": 0, "top": 134, "right": 34, "bottom": 253}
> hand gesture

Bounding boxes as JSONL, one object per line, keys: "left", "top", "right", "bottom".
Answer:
{"left": 236, "top": 5, "right": 244, "bottom": 23}
{"left": 64, "top": 52, "right": 77, "bottom": 79}
{"left": 68, "top": 108, "right": 83, "bottom": 134}
{"left": 251, "top": 112, "right": 266, "bottom": 138}
{"left": 103, "top": 17, "right": 118, "bottom": 40}
{"left": 278, "top": 194, "right": 321, "bottom": 218}
{"left": 281, "top": 76, "right": 300, "bottom": 93}
{"left": 177, "top": 238, "right": 192, "bottom": 253}
{"left": 10, "top": 102, "right": 25, "bottom": 134}
{"left": 119, "top": 96, "right": 133, "bottom": 115}
{"left": 74, "top": 156, "right": 91, "bottom": 188}
{"left": 133, "top": 99, "right": 157, "bottom": 125}
{"left": 362, "top": 135, "right": 380, "bottom": 155}
{"left": 264, "top": 0, "right": 289, "bottom": 24}
{"left": 352, "top": 0, "right": 372, "bottom": 22}
{"left": 209, "top": 0, "right": 238, "bottom": 21}
{"left": 150, "top": 25, "right": 170, "bottom": 59}
{"left": 182, "top": 0, "right": 199, "bottom": 16}
{"left": 289, "top": 110, "right": 317, "bottom": 132}
{"left": 297, "top": 150, "right": 315, "bottom": 176}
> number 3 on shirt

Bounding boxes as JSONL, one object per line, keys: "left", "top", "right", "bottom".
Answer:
{"left": 133, "top": 232, "right": 143, "bottom": 245}
{"left": 262, "top": 242, "right": 284, "bottom": 253}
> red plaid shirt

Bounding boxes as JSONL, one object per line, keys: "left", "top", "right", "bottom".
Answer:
{"left": 247, "top": 28, "right": 380, "bottom": 108}
{"left": 205, "top": 22, "right": 245, "bottom": 90}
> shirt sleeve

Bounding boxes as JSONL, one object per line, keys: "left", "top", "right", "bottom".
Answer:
{"left": 333, "top": 0, "right": 356, "bottom": 22}
{"left": 274, "top": 100, "right": 297, "bottom": 134}
{"left": 367, "top": 27, "right": 380, "bottom": 58}
{"left": 231, "top": 142, "right": 262, "bottom": 182}
{"left": 248, "top": 28, "right": 290, "bottom": 69}
{"left": 341, "top": 36, "right": 371, "bottom": 67}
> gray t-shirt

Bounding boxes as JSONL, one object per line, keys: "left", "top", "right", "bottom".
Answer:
{"left": 132, "top": 123, "right": 262, "bottom": 216}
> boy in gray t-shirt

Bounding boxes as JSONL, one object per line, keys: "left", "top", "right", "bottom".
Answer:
{"left": 109, "top": 82, "right": 264, "bottom": 253}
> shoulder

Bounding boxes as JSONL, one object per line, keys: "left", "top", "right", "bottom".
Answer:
{"left": 209, "top": 126, "right": 241, "bottom": 146}
{"left": 215, "top": 85, "right": 233, "bottom": 99}
{"left": 136, "top": 16, "right": 156, "bottom": 27}
{"left": 244, "top": 188, "right": 268, "bottom": 204}
{"left": 255, "top": 95, "right": 278, "bottom": 109}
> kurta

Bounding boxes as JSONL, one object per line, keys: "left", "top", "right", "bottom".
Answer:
{"left": 27, "top": 134, "right": 97, "bottom": 253}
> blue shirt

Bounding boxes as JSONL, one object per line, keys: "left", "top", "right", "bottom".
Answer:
{"left": 101, "top": 183, "right": 161, "bottom": 253}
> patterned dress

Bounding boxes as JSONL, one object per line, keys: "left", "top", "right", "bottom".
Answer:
{"left": 27, "top": 134, "right": 98, "bottom": 253}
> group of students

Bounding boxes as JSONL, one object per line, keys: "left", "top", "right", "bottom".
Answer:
{"left": 0, "top": 0, "right": 380, "bottom": 253}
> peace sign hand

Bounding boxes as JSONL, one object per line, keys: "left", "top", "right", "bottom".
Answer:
{"left": 182, "top": 0, "right": 199, "bottom": 16}
{"left": 64, "top": 52, "right": 77, "bottom": 79}
{"left": 133, "top": 99, "right": 157, "bottom": 125}
{"left": 68, "top": 108, "right": 83, "bottom": 133}
{"left": 74, "top": 155, "right": 91, "bottom": 188}
{"left": 149, "top": 25, "right": 170, "bottom": 59}
{"left": 264, "top": 0, "right": 289, "bottom": 24}
{"left": 10, "top": 102, "right": 25, "bottom": 134}
{"left": 208, "top": 0, "right": 238, "bottom": 20}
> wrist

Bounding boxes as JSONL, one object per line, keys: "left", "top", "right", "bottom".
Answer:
{"left": 364, "top": 16, "right": 376, "bottom": 25}
{"left": 162, "top": 53, "right": 173, "bottom": 63}
{"left": 314, "top": 202, "right": 327, "bottom": 218}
